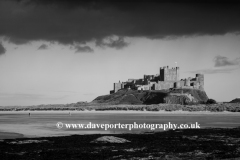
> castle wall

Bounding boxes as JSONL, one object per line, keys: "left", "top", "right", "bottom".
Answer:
{"left": 154, "top": 81, "right": 174, "bottom": 90}
{"left": 135, "top": 79, "right": 143, "bottom": 85}
{"left": 121, "top": 83, "right": 125, "bottom": 89}
{"left": 114, "top": 83, "right": 122, "bottom": 93}
{"left": 154, "top": 83, "right": 161, "bottom": 90}
{"left": 159, "top": 69, "right": 165, "bottom": 81}
{"left": 110, "top": 90, "right": 114, "bottom": 94}
{"left": 179, "top": 81, "right": 185, "bottom": 87}
{"left": 181, "top": 86, "right": 193, "bottom": 89}
{"left": 176, "top": 67, "right": 180, "bottom": 80}
{"left": 149, "top": 82, "right": 156, "bottom": 90}
{"left": 138, "top": 85, "right": 150, "bottom": 90}
{"left": 128, "top": 79, "right": 138, "bottom": 82}
{"left": 110, "top": 66, "right": 204, "bottom": 93}
{"left": 174, "top": 81, "right": 181, "bottom": 88}
{"left": 185, "top": 79, "right": 190, "bottom": 86}
{"left": 144, "top": 75, "right": 154, "bottom": 81}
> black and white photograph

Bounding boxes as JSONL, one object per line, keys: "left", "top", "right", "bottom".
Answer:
{"left": 0, "top": 0, "right": 240, "bottom": 159}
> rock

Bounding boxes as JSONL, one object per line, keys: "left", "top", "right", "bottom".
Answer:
{"left": 229, "top": 98, "right": 240, "bottom": 103}
{"left": 92, "top": 88, "right": 208, "bottom": 105}
{"left": 8, "top": 140, "right": 49, "bottom": 144}
{"left": 164, "top": 155, "right": 182, "bottom": 160}
{"left": 90, "top": 136, "right": 131, "bottom": 143}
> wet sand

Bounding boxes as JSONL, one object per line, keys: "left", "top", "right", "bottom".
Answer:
{"left": 0, "top": 132, "right": 24, "bottom": 139}
{"left": 1, "top": 111, "right": 240, "bottom": 139}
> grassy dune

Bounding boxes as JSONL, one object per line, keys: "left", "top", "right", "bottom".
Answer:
{"left": 0, "top": 103, "right": 240, "bottom": 112}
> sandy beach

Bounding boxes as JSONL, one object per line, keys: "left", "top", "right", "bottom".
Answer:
{"left": 1, "top": 110, "right": 240, "bottom": 140}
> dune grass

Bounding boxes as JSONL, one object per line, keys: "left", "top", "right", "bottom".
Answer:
{"left": 0, "top": 103, "right": 240, "bottom": 112}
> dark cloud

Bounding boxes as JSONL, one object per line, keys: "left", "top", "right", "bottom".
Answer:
{"left": 214, "top": 56, "right": 240, "bottom": 67}
{"left": 0, "top": 43, "right": 6, "bottom": 55}
{"left": 96, "top": 36, "right": 128, "bottom": 49}
{"left": 38, "top": 44, "right": 48, "bottom": 50}
{"left": 4, "top": 37, "right": 30, "bottom": 45}
{"left": 1, "top": 0, "right": 240, "bottom": 47}
{"left": 74, "top": 45, "right": 94, "bottom": 53}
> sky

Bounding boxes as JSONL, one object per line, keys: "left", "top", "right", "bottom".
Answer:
{"left": 0, "top": 0, "right": 240, "bottom": 106}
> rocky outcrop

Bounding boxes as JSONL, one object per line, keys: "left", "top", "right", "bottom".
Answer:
{"left": 90, "top": 136, "right": 131, "bottom": 143}
{"left": 92, "top": 88, "right": 208, "bottom": 105}
{"left": 8, "top": 140, "right": 49, "bottom": 144}
{"left": 164, "top": 94, "right": 197, "bottom": 105}
{"left": 230, "top": 98, "right": 240, "bottom": 103}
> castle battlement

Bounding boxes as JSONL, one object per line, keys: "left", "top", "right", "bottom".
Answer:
{"left": 110, "top": 66, "right": 204, "bottom": 94}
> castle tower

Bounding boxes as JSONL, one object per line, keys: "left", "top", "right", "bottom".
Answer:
{"left": 196, "top": 74, "right": 204, "bottom": 90}
{"left": 159, "top": 66, "right": 179, "bottom": 81}
{"left": 114, "top": 83, "right": 122, "bottom": 93}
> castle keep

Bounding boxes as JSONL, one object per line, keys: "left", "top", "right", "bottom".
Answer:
{"left": 110, "top": 66, "right": 204, "bottom": 94}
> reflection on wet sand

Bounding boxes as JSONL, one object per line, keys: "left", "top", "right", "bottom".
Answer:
{"left": 0, "top": 111, "right": 240, "bottom": 139}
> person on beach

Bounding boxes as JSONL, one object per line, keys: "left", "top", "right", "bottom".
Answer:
{"left": 29, "top": 113, "right": 30, "bottom": 116}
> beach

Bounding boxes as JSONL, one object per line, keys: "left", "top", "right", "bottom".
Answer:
{"left": 1, "top": 110, "right": 240, "bottom": 159}
{"left": 1, "top": 110, "right": 240, "bottom": 139}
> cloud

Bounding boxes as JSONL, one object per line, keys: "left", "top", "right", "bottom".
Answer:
{"left": 189, "top": 67, "right": 239, "bottom": 74}
{"left": 214, "top": 55, "right": 240, "bottom": 67}
{"left": 0, "top": 0, "right": 240, "bottom": 47}
{"left": 4, "top": 37, "right": 30, "bottom": 45}
{"left": 38, "top": 44, "right": 48, "bottom": 50}
{"left": 0, "top": 43, "right": 6, "bottom": 55}
{"left": 96, "top": 36, "right": 129, "bottom": 49}
{"left": 74, "top": 45, "right": 94, "bottom": 53}
{"left": 189, "top": 55, "right": 240, "bottom": 74}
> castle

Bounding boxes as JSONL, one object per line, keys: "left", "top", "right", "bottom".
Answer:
{"left": 110, "top": 66, "right": 204, "bottom": 94}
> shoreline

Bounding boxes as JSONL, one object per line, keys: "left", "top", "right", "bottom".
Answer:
{"left": 1, "top": 125, "right": 239, "bottom": 140}
{"left": 0, "top": 131, "right": 24, "bottom": 140}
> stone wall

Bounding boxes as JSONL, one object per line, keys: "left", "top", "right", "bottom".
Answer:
{"left": 114, "top": 83, "right": 122, "bottom": 93}
{"left": 137, "top": 85, "right": 150, "bottom": 90}
{"left": 154, "top": 81, "right": 174, "bottom": 90}
{"left": 179, "top": 81, "right": 185, "bottom": 87}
